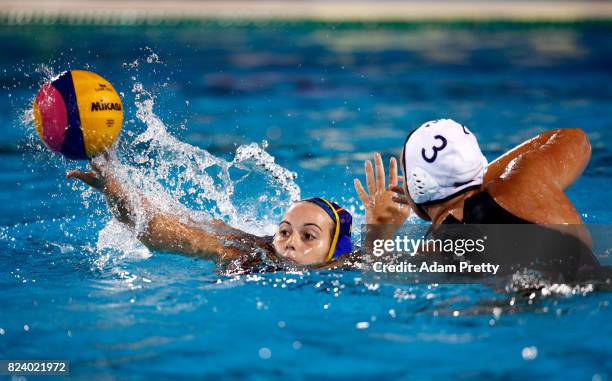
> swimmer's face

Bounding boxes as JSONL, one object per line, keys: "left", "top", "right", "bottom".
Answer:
{"left": 273, "top": 202, "right": 335, "bottom": 265}
{"left": 400, "top": 150, "right": 431, "bottom": 221}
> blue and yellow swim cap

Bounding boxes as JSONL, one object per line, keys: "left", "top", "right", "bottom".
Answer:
{"left": 303, "top": 198, "right": 353, "bottom": 262}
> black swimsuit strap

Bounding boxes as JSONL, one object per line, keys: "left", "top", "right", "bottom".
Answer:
{"left": 441, "top": 191, "right": 531, "bottom": 224}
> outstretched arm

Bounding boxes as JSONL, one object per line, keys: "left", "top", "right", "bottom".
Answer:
{"left": 67, "top": 156, "right": 268, "bottom": 262}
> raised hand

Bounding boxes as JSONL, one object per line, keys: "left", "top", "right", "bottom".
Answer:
{"left": 354, "top": 153, "right": 410, "bottom": 226}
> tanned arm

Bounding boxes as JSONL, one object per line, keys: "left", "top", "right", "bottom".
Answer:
{"left": 67, "top": 156, "right": 269, "bottom": 262}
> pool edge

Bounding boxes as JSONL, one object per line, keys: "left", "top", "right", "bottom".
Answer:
{"left": 2, "top": 0, "right": 612, "bottom": 26}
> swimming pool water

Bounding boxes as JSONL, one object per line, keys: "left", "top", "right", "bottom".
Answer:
{"left": 1, "top": 22, "right": 611, "bottom": 380}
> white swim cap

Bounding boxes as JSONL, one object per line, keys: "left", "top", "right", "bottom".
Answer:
{"left": 402, "top": 119, "right": 488, "bottom": 204}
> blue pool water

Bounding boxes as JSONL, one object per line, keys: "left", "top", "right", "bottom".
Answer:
{"left": 1, "top": 22, "right": 612, "bottom": 379}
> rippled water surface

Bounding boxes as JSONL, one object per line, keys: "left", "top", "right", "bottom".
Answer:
{"left": 1, "top": 22, "right": 611, "bottom": 380}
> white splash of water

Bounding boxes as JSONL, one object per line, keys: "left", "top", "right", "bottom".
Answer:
{"left": 94, "top": 79, "right": 301, "bottom": 257}
{"left": 34, "top": 64, "right": 58, "bottom": 82}
{"left": 505, "top": 270, "right": 595, "bottom": 297}
{"left": 96, "top": 219, "right": 152, "bottom": 260}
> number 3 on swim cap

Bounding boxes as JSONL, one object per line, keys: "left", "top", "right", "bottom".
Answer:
{"left": 421, "top": 135, "right": 447, "bottom": 163}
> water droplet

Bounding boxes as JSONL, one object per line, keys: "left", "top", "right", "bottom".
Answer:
{"left": 522, "top": 346, "right": 538, "bottom": 360}
{"left": 356, "top": 321, "right": 369, "bottom": 329}
{"left": 258, "top": 347, "right": 271, "bottom": 359}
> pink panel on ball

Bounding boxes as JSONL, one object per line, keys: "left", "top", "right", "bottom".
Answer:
{"left": 35, "top": 83, "right": 67, "bottom": 152}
